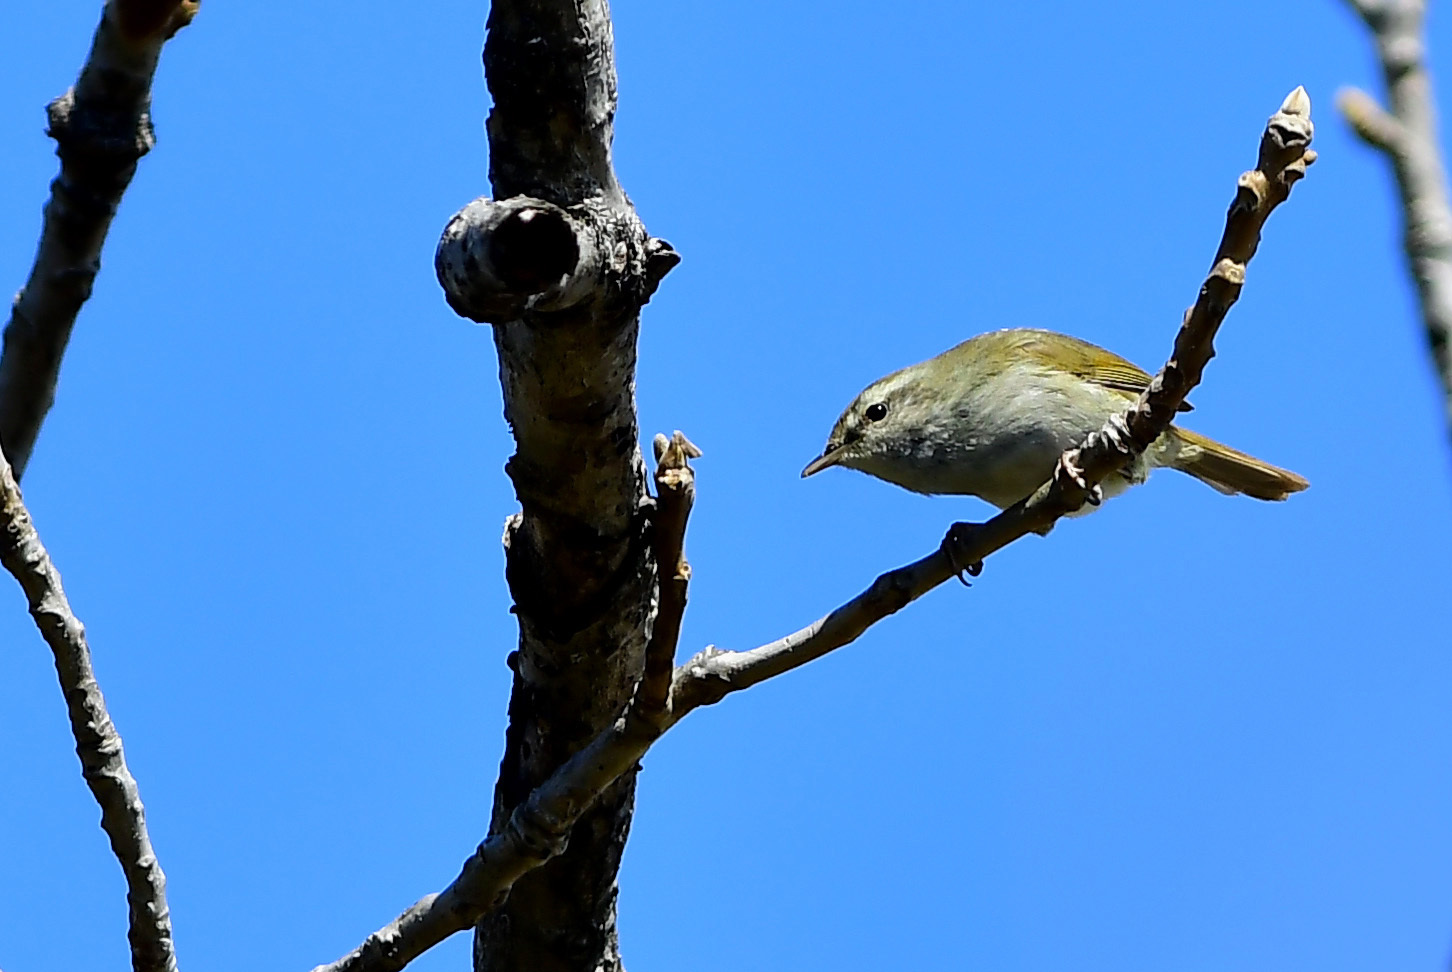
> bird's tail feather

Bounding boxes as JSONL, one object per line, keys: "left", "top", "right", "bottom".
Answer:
{"left": 1168, "top": 427, "right": 1309, "bottom": 501}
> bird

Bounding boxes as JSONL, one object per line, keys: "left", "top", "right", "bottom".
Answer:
{"left": 801, "top": 327, "right": 1308, "bottom": 510}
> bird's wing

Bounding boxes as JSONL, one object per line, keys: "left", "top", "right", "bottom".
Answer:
{"left": 1016, "top": 330, "right": 1193, "bottom": 412}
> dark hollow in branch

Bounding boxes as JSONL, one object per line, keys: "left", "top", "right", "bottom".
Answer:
{"left": 0, "top": 0, "right": 196, "bottom": 479}
{"left": 317, "top": 87, "right": 1314, "bottom": 972}
{"left": 489, "top": 208, "right": 580, "bottom": 291}
{"left": 435, "top": 197, "right": 594, "bottom": 323}
{"left": 437, "top": 195, "right": 680, "bottom": 325}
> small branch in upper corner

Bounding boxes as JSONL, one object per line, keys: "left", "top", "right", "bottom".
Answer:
{"left": 1339, "top": 0, "right": 1452, "bottom": 439}
{"left": 0, "top": 0, "right": 197, "bottom": 478}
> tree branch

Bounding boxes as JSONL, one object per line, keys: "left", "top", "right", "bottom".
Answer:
{"left": 432, "top": 2, "right": 683, "bottom": 970}
{"left": 1339, "top": 87, "right": 1405, "bottom": 151}
{"left": 0, "top": 0, "right": 197, "bottom": 479}
{"left": 687, "top": 87, "right": 1316, "bottom": 701}
{"left": 1339, "top": 0, "right": 1452, "bottom": 443}
{"left": 314, "top": 86, "right": 1314, "bottom": 972}
{"left": 0, "top": 445, "right": 175, "bottom": 971}
{"left": 637, "top": 432, "right": 700, "bottom": 723}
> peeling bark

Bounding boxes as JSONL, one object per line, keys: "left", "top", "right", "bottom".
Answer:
{"left": 433, "top": 1, "right": 677, "bottom": 970}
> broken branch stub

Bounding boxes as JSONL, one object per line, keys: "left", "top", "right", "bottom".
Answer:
{"left": 435, "top": 196, "right": 679, "bottom": 324}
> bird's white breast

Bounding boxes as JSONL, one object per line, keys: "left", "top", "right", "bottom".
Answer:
{"left": 850, "top": 363, "right": 1146, "bottom": 508}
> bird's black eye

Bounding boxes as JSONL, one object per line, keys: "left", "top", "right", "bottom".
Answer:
{"left": 865, "top": 402, "right": 888, "bottom": 422}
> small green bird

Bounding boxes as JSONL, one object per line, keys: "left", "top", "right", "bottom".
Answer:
{"left": 802, "top": 328, "right": 1308, "bottom": 509}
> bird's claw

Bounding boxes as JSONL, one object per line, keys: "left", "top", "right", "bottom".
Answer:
{"left": 942, "top": 522, "right": 985, "bottom": 587}
{"left": 954, "top": 558, "right": 984, "bottom": 587}
{"left": 1057, "top": 452, "right": 1103, "bottom": 506}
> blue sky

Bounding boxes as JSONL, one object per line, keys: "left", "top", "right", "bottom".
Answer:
{"left": 3, "top": 1, "right": 1451, "bottom": 970}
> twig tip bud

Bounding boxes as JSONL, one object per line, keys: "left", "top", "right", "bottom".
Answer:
{"left": 652, "top": 431, "right": 702, "bottom": 469}
{"left": 1281, "top": 85, "right": 1311, "bottom": 117}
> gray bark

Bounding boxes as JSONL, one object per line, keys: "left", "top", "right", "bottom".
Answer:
{"left": 0, "top": 1, "right": 195, "bottom": 478}
{"left": 0, "top": 436, "right": 176, "bottom": 972}
{"left": 1340, "top": 0, "right": 1452, "bottom": 444}
{"left": 434, "top": 1, "right": 677, "bottom": 970}
{"left": 0, "top": 5, "right": 193, "bottom": 970}
{"left": 320, "top": 87, "right": 1316, "bottom": 972}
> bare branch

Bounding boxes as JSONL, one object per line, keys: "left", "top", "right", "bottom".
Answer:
{"left": 1339, "top": 0, "right": 1452, "bottom": 441}
{"left": 460, "top": 1, "right": 681, "bottom": 969}
{"left": 314, "top": 432, "right": 696, "bottom": 972}
{"left": 1339, "top": 87, "right": 1404, "bottom": 151}
{"left": 0, "top": 452, "right": 175, "bottom": 971}
{"left": 684, "top": 85, "right": 1315, "bottom": 698}
{"left": 313, "top": 88, "right": 1313, "bottom": 972}
{"left": 312, "top": 712, "right": 655, "bottom": 972}
{"left": 0, "top": 0, "right": 197, "bottom": 478}
{"left": 668, "top": 550, "right": 951, "bottom": 712}
{"left": 637, "top": 432, "right": 701, "bottom": 723}
{"left": 114, "top": 0, "right": 200, "bottom": 40}
{"left": 1344, "top": 0, "right": 1396, "bottom": 18}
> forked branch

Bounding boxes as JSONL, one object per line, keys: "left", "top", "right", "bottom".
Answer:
{"left": 677, "top": 86, "right": 1315, "bottom": 717}
{"left": 314, "top": 87, "right": 1315, "bottom": 972}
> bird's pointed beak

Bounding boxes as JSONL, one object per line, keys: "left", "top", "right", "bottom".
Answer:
{"left": 801, "top": 446, "right": 844, "bottom": 478}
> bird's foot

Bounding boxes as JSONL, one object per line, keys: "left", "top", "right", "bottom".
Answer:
{"left": 942, "top": 521, "right": 985, "bottom": 586}
{"left": 1056, "top": 451, "right": 1104, "bottom": 506}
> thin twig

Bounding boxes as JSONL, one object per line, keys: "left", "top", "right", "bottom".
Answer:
{"left": 1339, "top": 0, "right": 1452, "bottom": 443}
{"left": 0, "top": 0, "right": 198, "bottom": 478}
{"left": 677, "top": 85, "right": 1315, "bottom": 707}
{"left": 1338, "top": 87, "right": 1404, "bottom": 152}
{"left": 0, "top": 452, "right": 176, "bottom": 972}
{"left": 311, "top": 87, "right": 1314, "bottom": 972}
{"left": 638, "top": 431, "right": 700, "bottom": 724}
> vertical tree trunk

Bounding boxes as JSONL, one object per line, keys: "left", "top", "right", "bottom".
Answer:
{"left": 442, "top": 1, "right": 677, "bottom": 969}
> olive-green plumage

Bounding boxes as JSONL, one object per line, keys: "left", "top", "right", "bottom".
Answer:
{"left": 802, "top": 328, "right": 1308, "bottom": 509}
